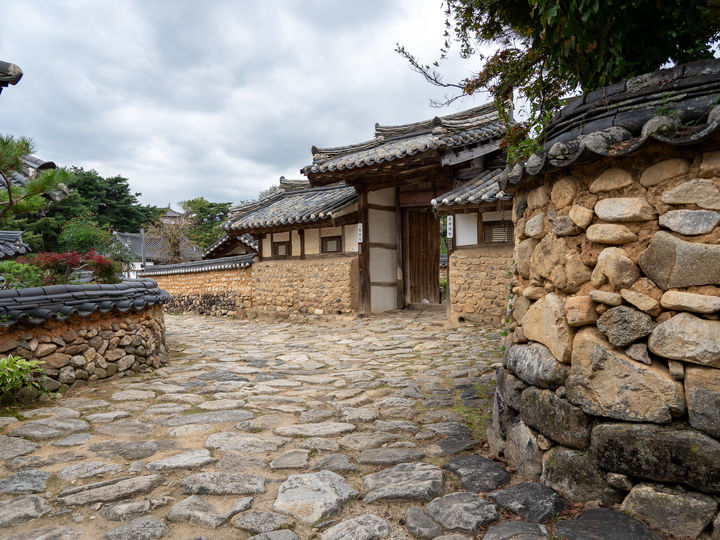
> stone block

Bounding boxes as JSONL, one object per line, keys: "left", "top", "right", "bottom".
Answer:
{"left": 661, "top": 178, "right": 720, "bottom": 210}
{"left": 525, "top": 213, "right": 546, "bottom": 239}
{"left": 569, "top": 205, "right": 594, "bottom": 229}
{"left": 649, "top": 312, "right": 720, "bottom": 368}
{"left": 589, "top": 290, "right": 623, "bottom": 306}
{"left": 659, "top": 209, "right": 720, "bottom": 235}
{"left": 495, "top": 367, "right": 527, "bottom": 411}
{"left": 521, "top": 293, "right": 573, "bottom": 362}
{"left": 504, "top": 343, "right": 569, "bottom": 389}
{"left": 42, "top": 353, "right": 71, "bottom": 369}
{"left": 596, "top": 305, "right": 653, "bottom": 347}
{"left": 639, "top": 231, "right": 720, "bottom": 289}
{"left": 591, "top": 247, "right": 639, "bottom": 289}
{"left": 564, "top": 296, "right": 598, "bottom": 327}
{"left": 549, "top": 215, "right": 581, "bottom": 236}
{"left": 550, "top": 176, "right": 578, "bottom": 209}
{"left": 519, "top": 387, "right": 591, "bottom": 449}
{"left": 504, "top": 418, "right": 543, "bottom": 480}
{"left": 620, "top": 289, "right": 661, "bottom": 316}
{"left": 527, "top": 185, "right": 549, "bottom": 209}
{"left": 586, "top": 224, "right": 637, "bottom": 244}
{"left": 590, "top": 168, "right": 633, "bottom": 193}
{"left": 541, "top": 447, "right": 623, "bottom": 505}
{"left": 660, "top": 290, "right": 720, "bottom": 313}
{"left": 530, "top": 234, "right": 591, "bottom": 293}
{"left": 700, "top": 150, "right": 720, "bottom": 177}
{"left": 567, "top": 328, "right": 685, "bottom": 424}
{"left": 685, "top": 365, "right": 720, "bottom": 439}
{"left": 515, "top": 239, "right": 537, "bottom": 279}
{"left": 640, "top": 158, "right": 690, "bottom": 186}
{"left": 594, "top": 197, "right": 656, "bottom": 222}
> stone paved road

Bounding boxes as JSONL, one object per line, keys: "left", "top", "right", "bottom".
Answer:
{"left": 0, "top": 313, "right": 663, "bottom": 540}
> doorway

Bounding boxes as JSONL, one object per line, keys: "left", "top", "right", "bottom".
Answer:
{"left": 402, "top": 208, "right": 440, "bottom": 304}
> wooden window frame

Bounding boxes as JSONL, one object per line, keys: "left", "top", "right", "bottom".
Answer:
{"left": 481, "top": 220, "right": 514, "bottom": 245}
{"left": 272, "top": 241, "right": 291, "bottom": 259}
{"left": 321, "top": 235, "right": 343, "bottom": 254}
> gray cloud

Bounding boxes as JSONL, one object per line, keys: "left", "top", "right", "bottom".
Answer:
{"left": 0, "top": 0, "right": 492, "bottom": 206}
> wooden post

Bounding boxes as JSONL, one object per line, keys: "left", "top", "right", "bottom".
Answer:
{"left": 357, "top": 190, "right": 371, "bottom": 314}
{"left": 299, "top": 229, "right": 305, "bottom": 260}
{"left": 395, "top": 187, "right": 405, "bottom": 310}
{"left": 477, "top": 211, "right": 484, "bottom": 245}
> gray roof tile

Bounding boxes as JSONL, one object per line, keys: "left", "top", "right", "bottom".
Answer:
{"left": 138, "top": 254, "right": 254, "bottom": 277}
{"left": 0, "top": 231, "right": 30, "bottom": 259}
{"left": 432, "top": 169, "right": 509, "bottom": 208}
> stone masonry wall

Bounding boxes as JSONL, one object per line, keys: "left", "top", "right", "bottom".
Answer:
{"left": 449, "top": 246, "right": 513, "bottom": 324}
{"left": 489, "top": 144, "right": 720, "bottom": 537}
{"left": 252, "top": 256, "right": 358, "bottom": 315}
{"left": 0, "top": 305, "right": 167, "bottom": 393}
{"left": 151, "top": 268, "right": 254, "bottom": 317}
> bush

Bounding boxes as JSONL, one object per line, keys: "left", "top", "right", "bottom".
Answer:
{"left": 0, "top": 260, "right": 45, "bottom": 289}
{"left": 0, "top": 355, "right": 52, "bottom": 404}
{"left": 16, "top": 250, "right": 122, "bottom": 285}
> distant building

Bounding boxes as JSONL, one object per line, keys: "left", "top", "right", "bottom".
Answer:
{"left": 0, "top": 231, "right": 30, "bottom": 260}
{"left": 113, "top": 231, "right": 202, "bottom": 277}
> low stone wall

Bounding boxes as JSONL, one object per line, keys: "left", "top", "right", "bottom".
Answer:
{"left": 252, "top": 256, "right": 358, "bottom": 315}
{"left": 152, "top": 268, "right": 254, "bottom": 316}
{"left": 490, "top": 133, "right": 720, "bottom": 534}
{"left": 448, "top": 246, "right": 513, "bottom": 324}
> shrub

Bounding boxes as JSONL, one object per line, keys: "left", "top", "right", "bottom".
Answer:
{"left": 0, "top": 260, "right": 45, "bottom": 289}
{"left": 0, "top": 355, "right": 52, "bottom": 404}
{"left": 17, "top": 250, "right": 121, "bottom": 284}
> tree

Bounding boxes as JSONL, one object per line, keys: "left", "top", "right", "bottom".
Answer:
{"left": 397, "top": 1, "right": 720, "bottom": 162}
{"left": 148, "top": 215, "right": 193, "bottom": 263}
{"left": 0, "top": 135, "right": 70, "bottom": 218}
{"left": 179, "top": 197, "right": 232, "bottom": 250}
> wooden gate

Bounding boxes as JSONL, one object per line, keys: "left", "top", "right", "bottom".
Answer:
{"left": 402, "top": 208, "right": 440, "bottom": 304}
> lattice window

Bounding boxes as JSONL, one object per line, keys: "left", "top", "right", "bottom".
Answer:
{"left": 321, "top": 236, "right": 343, "bottom": 253}
{"left": 482, "top": 221, "right": 514, "bottom": 244}
{"left": 272, "top": 241, "right": 291, "bottom": 258}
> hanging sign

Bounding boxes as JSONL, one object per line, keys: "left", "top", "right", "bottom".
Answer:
{"left": 447, "top": 215, "right": 454, "bottom": 239}
{"left": 357, "top": 223, "right": 363, "bottom": 244}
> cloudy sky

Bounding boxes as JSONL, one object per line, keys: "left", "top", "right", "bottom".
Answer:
{"left": 1, "top": 1, "right": 494, "bottom": 207}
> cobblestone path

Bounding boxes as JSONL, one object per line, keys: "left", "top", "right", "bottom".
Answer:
{"left": 0, "top": 313, "right": 663, "bottom": 539}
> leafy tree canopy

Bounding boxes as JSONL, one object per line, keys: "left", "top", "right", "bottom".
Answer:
{"left": 398, "top": 0, "right": 720, "bottom": 161}
{"left": 179, "top": 197, "right": 232, "bottom": 250}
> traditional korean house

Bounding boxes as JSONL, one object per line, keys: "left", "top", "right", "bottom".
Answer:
{"left": 302, "top": 103, "right": 511, "bottom": 319}
{"left": 0, "top": 231, "right": 30, "bottom": 260}
{"left": 203, "top": 233, "right": 257, "bottom": 259}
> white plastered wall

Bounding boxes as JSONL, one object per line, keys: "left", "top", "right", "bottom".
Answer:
{"left": 262, "top": 236, "right": 272, "bottom": 258}
{"left": 456, "top": 213, "right": 478, "bottom": 246}
{"left": 305, "top": 228, "right": 320, "bottom": 255}
{"left": 344, "top": 224, "right": 358, "bottom": 252}
{"left": 367, "top": 188, "right": 397, "bottom": 313}
{"left": 291, "top": 230, "right": 301, "bottom": 256}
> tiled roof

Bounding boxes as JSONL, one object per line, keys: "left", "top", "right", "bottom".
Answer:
{"left": 9, "top": 155, "right": 56, "bottom": 187}
{"left": 302, "top": 103, "right": 505, "bottom": 176}
{"left": 0, "top": 279, "right": 169, "bottom": 327}
{"left": 499, "top": 58, "right": 720, "bottom": 190}
{"left": 431, "top": 169, "right": 509, "bottom": 208}
{"left": 203, "top": 233, "right": 257, "bottom": 259}
{"left": 225, "top": 183, "right": 357, "bottom": 233}
{"left": 0, "top": 231, "right": 30, "bottom": 259}
{"left": 113, "top": 232, "right": 202, "bottom": 263}
{"left": 0, "top": 61, "right": 22, "bottom": 93}
{"left": 138, "top": 254, "right": 254, "bottom": 277}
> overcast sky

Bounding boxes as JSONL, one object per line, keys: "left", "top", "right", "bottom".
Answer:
{"left": 1, "top": 1, "right": 494, "bottom": 207}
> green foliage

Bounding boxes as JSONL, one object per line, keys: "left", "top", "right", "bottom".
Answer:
{"left": 0, "top": 355, "right": 52, "bottom": 404}
{"left": 398, "top": 0, "right": 720, "bottom": 162}
{"left": 179, "top": 197, "right": 232, "bottom": 250}
{"left": 58, "top": 215, "right": 112, "bottom": 253}
{"left": 0, "top": 260, "right": 44, "bottom": 289}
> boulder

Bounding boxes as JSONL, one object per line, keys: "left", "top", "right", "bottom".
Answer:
{"left": 591, "top": 247, "right": 639, "bottom": 289}
{"left": 483, "top": 522, "right": 549, "bottom": 540}
{"left": 591, "top": 423, "right": 720, "bottom": 493}
{"left": 551, "top": 176, "right": 578, "bottom": 209}
{"left": 586, "top": 224, "right": 637, "bottom": 244}
{"left": 527, "top": 185, "right": 549, "bottom": 209}
{"left": 521, "top": 293, "right": 573, "bottom": 363}
{"left": 659, "top": 209, "right": 720, "bottom": 235}
{"left": 596, "top": 306, "right": 653, "bottom": 347}
{"left": 504, "top": 418, "right": 543, "bottom": 480}
{"left": 515, "top": 239, "right": 537, "bottom": 279}
{"left": 488, "top": 482, "right": 568, "bottom": 523}
{"left": 530, "top": 234, "right": 592, "bottom": 293}
{"left": 594, "top": 197, "right": 656, "bottom": 222}
{"left": 503, "top": 343, "right": 569, "bottom": 389}
{"left": 660, "top": 290, "right": 720, "bottom": 313}
{"left": 620, "top": 484, "right": 717, "bottom": 538}
{"left": 685, "top": 366, "right": 720, "bottom": 439}
{"left": 589, "top": 168, "right": 633, "bottom": 193}
{"left": 525, "top": 213, "right": 546, "bottom": 239}
{"left": 640, "top": 158, "right": 690, "bottom": 187}
{"left": 404, "top": 506, "right": 442, "bottom": 539}
{"left": 661, "top": 178, "right": 720, "bottom": 209}
{"left": 639, "top": 231, "right": 720, "bottom": 289}
{"left": 567, "top": 328, "right": 685, "bottom": 423}
{"left": 549, "top": 215, "right": 581, "bottom": 237}
{"left": 511, "top": 295, "right": 531, "bottom": 324}
{"left": 564, "top": 296, "right": 598, "bottom": 327}
{"left": 518, "top": 387, "right": 590, "bottom": 449}
{"left": 362, "top": 462, "right": 444, "bottom": 503}
{"left": 273, "top": 470, "right": 357, "bottom": 524}
{"left": 569, "top": 205, "right": 594, "bottom": 229}
{"left": 554, "top": 508, "right": 662, "bottom": 540}
{"left": 649, "top": 312, "right": 720, "bottom": 368}
{"left": 320, "top": 514, "right": 389, "bottom": 540}
{"left": 424, "top": 492, "right": 498, "bottom": 532}
{"left": 541, "top": 447, "right": 623, "bottom": 505}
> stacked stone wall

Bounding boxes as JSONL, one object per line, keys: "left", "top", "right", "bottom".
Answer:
{"left": 0, "top": 305, "right": 167, "bottom": 392}
{"left": 151, "top": 268, "right": 254, "bottom": 316}
{"left": 490, "top": 143, "right": 720, "bottom": 536}
{"left": 449, "top": 246, "right": 513, "bottom": 324}
{"left": 251, "top": 256, "right": 358, "bottom": 315}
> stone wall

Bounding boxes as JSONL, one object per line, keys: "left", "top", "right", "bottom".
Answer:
{"left": 151, "top": 268, "right": 254, "bottom": 317}
{"left": 448, "top": 246, "right": 513, "bottom": 324}
{"left": 489, "top": 143, "right": 720, "bottom": 537}
{"left": 0, "top": 305, "right": 167, "bottom": 393}
{"left": 252, "top": 256, "right": 358, "bottom": 315}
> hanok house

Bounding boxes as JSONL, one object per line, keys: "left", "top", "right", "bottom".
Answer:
{"left": 302, "top": 102, "right": 511, "bottom": 320}
{"left": 113, "top": 231, "right": 202, "bottom": 276}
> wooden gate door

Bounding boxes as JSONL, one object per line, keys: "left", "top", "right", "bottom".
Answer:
{"left": 402, "top": 208, "right": 440, "bottom": 304}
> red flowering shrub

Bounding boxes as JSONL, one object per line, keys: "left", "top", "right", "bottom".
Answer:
{"left": 17, "top": 251, "right": 121, "bottom": 284}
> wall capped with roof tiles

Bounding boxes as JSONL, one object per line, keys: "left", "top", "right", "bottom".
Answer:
{"left": 449, "top": 245, "right": 513, "bottom": 324}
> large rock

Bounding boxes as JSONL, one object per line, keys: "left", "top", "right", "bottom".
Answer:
{"left": 660, "top": 290, "right": 720, "bottom": 313}
{"left": 205, "top": 432, "right": 289, "bottom": 453}
{"left": 3, "top": 526, "right": 83, "bottom": 540}
{"left": 231, "top": 511, "right": 294, "bottom": 533}
{"left": 0, "top": 470, "right": 50, "bottom": 494}
{"left": 649, "top": 312, "right": 720, "bottom": 368}
{"left": 591, "top": 423, "right": 720, "bottom": 493}
{"left": 589, "top": 168, "right": 633, "bottom": 193}
{"left": 521, "top": 293, "right": 573, "bottom": 363}
{"left": 661, "top": 178, "right": 720, "bottom": 209}
{"left": 594, "top": 197, "right": 656, "bottom": 222}
{"left": 504, "top": 418, "right": 543, "bottom": 479}
{"left": 515, "top": 239, "right": 537, "bottom": 279}
{"left": 0, "top": 435, "right": 39, "bottom": 460}
{"left": 567, "top": 328, "right": 685, "bottom": 424}
{"left": 483, "top": 521, "right": 549, "bottom": 540}
{"left": 640, "top": 158, "right": 689, "bottom": 186}
{"left": 496, "top": 366, "right": 527, "bottom": 410}
{"left": 162, "top": 410, "right": 253, "bottom": 426}
{"left": 320, "top": 514, "right": 389, "bottom": 540}
{"left": 549, "top": 214, "right": 581, "bottom": 236}
{"left": 57, "top": 475, "right": 163, "bottom": 505}
{"left": 488, "top": 482, "right": 568, "bottom": 523}
{"left": 362, "top": 462, "right": 444, "bottom": 503}
{"left": 104, "top": 516, "right": 168, "bottom": 540}
{"left": 541, "top": 447, "right": 623, "bottom": 505}
{"left": 274, "top": 422, "right": 355, "bottom": 437}
{"left": 180, "top": 472, "right": 266, "bottom": 495}
{"left": 146, "top": 450, "right": 215, "bottom": 471}
{"left": 596, "top": 305, "right": 653, "bottom": 347}
{"left": 530, "top": 234, "right": 591, "bottom": 293}
{"left": 639, "top": 231, "right": 720, "bottom": 289}
{"left": 445, "top": 455, "right": 510, "bottom": 492}
{"left": 620, "top": 483, "right": 717, "bottom": 538}
{"left": 404, "top": 506, "right": 442, "bottom": 539}
{"left": 273, "top": 470, "right": 357, "bottom": 523}
{"left": 166, "top": 495, "right": 228, "bottom": 528}
{"left": 525, "top": 213, "right": 546, "bottom": 239}
{"left": 357, "top": 448, "right": 425, "bottom": 465}
{"left": 519, "top": 387, "right": 590, "bottom": 449}
{"left": 511, "top": 295, "right": 531, "bottom": 324}
{"left": 9, "top": 418, "right": 89, "bottom": 441}
{"left": 0, "top": 495, "right": 51, "bottom": 527}
{"left": 504, "top": 343, "right": 569, "bottom": 389}
{"left": 620, "top": 289, "right": 661, "bottom": 316}
{"left": 685, "top": 365, "right": 720, "bottom": 439}
{"left": 591, "top": 247, "right": 639, "bottom": 289}
{"left": 564, "top": 295, "right": 598, "bottom": 327}
{"left": 659, "top": 209, "right": 720, "bottom": 235}
{"left": 569, "top": 205, "right": 594, "bottom": 229}
{"left": 424, "top": 492, "right": 498, "bottom": 532}
{"left": 554, "top": 508, "right": 662, "bottom": 540}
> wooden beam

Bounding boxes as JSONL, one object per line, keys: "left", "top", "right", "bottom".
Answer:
{"left": 395, "top": 186, "right": 405, "bottom": 310}
{"left": 299, "top": 229, "right": 305, "bottom": 260}
{"left": 440, "top": 141, "right": 500, "bottom": 167}
{"left": 367, "top": 203, "right": 395, "bottom": 212}
{"left": 477, "top": 211, "right": 484, "bottom": 245}
{"left": 357, "top": 190, "right": 371, "bottom": 314}
{"left": 370, "top": 281, "right": 398, "bottom": 288}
